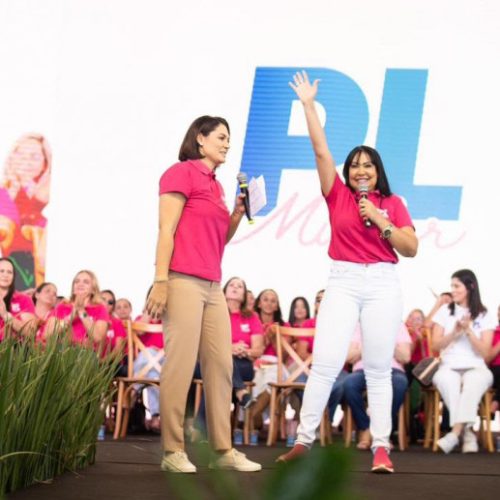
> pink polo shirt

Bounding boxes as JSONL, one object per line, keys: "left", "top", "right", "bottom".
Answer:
{"left": 325, "top": 175, "right": 413, "bottom": 263}
{"left": 490, "top": 326, "right": 500, "bottom": 367}
{"left": 262, "top": 322, "right": 278, "bottom": 356}
{"left": 134, "top": 315, "right": 164, "bottom": 349}
{"left": 0, "top": 291, "right": 35, "bottom": 339}
{"left": 230, "top": 311, "right": 263, "bottom": 346}
{"left": 351, "top": 323, "right": 411, "bottom": 372}
{"left": 159, "top": 159, "right": 231, "bottom": 282}
{"left": 103, "top": 316, "right": 127, "bottom": 355}
{"left": 51, "top": 302, "right": 109, "bottom": 344}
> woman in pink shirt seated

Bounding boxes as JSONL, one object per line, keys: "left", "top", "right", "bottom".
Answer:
{"left": 101, "top": 290, "right": 127, "bottom": 358}
{"left": 33, "top": 282, "right": 57, "bottom": 323}
{"left": 44, "top": 270, "right": 108, "bottom": 348}
{"left": 488, "top": 305, "right": 500, "bottom": 414}
{"left": 0, "top": 257, "right": 35, "bottom": 338}
{"left": 280, "top": 72, "right": 418, "bottom": 474}
{"left": 225, "top": 277, "right": 264, "bottom": 407}
{"left": 134, "top": 299, "right": 164, "bottom": 433}
{"left": 287, "top": 297, "right": 311, "bottom": 328}
{"left": 115, "top": 298, "right": 133, "bottom": 322}
{"left": 251, "top": 289, "right": 286, "bottom": 430}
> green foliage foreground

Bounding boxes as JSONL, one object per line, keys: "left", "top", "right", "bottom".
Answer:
{"left": 0, "top": 333, "right": 117, "bottom": 496}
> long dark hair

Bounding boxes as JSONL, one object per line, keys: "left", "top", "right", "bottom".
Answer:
{"left": 449, "top": 269, "right": 486, "bottom": 320}
{"left": 342, "top": 145, "right": 392, "bottom": 196}
{"left": 223, "top": 277, "right": 253, "bottom": 318}
{"left": 178, "top": 115, "right": 230, "bottom": 162}
{"left": 0, "top": 258, "right": 16, "bottom": 312}
{"left": 288, "top": 296, "right": 311, "bottom": 326}
{"left": 254, "top": 289, "right": 285, "bottom": 326}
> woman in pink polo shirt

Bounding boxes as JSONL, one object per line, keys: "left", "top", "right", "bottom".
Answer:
{"left": 44, "top": 270, "right": 108, "bottom": 348}
{"left": 279, "top": 72, "right": 418, "bottom": 473}
{"left": 0, "top": 257, "right": 35, "bottom": 338}
{"left": 146, "top": 116, "right": 261, "bottom": 474}
{"left": 225, "top": 277, "right": 264, "bottom": 406}
{"left": 489, "top": 305, "right": 500, "bottom": 414}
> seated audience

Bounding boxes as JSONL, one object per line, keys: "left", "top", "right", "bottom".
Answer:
{"left": 134, "top": 290, "right": 164, "bottom": 433}
{"left": 101, "top": 289, "right": 127, "bottom": 358}
{"left": 288, "top": 296, "right": 311, "bottom": 327}
{"left": 487, "top": 304, "right": 500, "bottom": 414}
{"left": 343, "top": 323, "right": 411, "bottom": 449}
{"left": 33, "top": 282, "right": 57, "bottom": 323}
{"left": 115, "top": 298, "right": 133, "bottom": 321}
{"left": 296, "top": 289, "right": 347, "bottom": 423}
{"left": 432, "top": 269, "right": 494, "bottom": 454}
{"left": 251, "top": 289, "right": 286, "bottom": 430}
{"left": 0, "top": 257, "right": 35, "bottom": 338}
{"left": 44, "top": 270, "right": 108, "bottom": 347}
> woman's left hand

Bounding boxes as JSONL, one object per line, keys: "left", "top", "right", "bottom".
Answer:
{"left": 358, "top": 197, "right": 379, "bottom": 224}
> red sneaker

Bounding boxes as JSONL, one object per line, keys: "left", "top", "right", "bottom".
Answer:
{"left": 371, "top": 447, "right": 394, "bottom": 474}
{"left": 276, "top": 443, "right": 309, "bottom": 463}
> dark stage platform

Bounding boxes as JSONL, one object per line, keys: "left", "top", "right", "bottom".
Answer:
{"left": 9, "top": 436, "right": 500, "bottom": 499}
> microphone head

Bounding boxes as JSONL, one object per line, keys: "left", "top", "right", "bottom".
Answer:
{"left": 237, "top": 172, "right": 247, "bottom": 185}
{"left": 358, "top": 179, "right": 369, "bottom": 193}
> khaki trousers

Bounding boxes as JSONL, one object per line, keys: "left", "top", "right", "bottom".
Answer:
{"left": 160, "top": 272, "right": 232, "bottom": 452}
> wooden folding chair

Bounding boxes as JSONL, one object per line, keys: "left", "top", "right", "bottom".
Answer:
{"left": 113, "top": 320, "right": 164, "bottom": 439}
{"left": 423, "top": 387, "right": 495, "bottom": 452}
{"left": 266, "top": 325, "right": 331, "bottom": 446}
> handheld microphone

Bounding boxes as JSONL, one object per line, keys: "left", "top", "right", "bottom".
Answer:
{"left": 358, "top": 180, "right": 372, "bottom": 227}
{"left": 236, "top": 172, "right": 254, "bottom": 224}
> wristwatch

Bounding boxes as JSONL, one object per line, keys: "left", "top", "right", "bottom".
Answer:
{"left": 381, "top": 223, "right": 394, "bottom": 239}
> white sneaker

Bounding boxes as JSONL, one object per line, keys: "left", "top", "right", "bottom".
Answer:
{"left": 462, "top": 427, "right": 479, "bottom": 453}
{"left": 437, "top": 432, "right": 459, "bottom": 454}
{"left": 161, "top": 451, "right": 197, "bottom": 473}
{"left": 209, "top": 448, "right": 262, "bottom": 472}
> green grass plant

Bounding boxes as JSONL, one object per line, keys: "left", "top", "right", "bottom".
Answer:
{"left": 0, "top": 325, "right": 117, "bottom": 496}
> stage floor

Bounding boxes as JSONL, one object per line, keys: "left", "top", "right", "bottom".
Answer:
{"left": 9, "top": 435, "right": 500, "bottom": 500}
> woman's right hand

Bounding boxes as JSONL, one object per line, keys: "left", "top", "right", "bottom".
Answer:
{"left": 146, "top": 282, "right": 168, "bottom": 319}
{"left": 289, "top": 70, "right": 319, "bottom": 104}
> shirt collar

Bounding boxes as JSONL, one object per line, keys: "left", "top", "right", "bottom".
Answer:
{"left": 189, "top": 159, "right": 217, "bottom": 179}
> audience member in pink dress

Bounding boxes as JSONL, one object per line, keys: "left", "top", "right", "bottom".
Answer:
{"left": 0, "top": 257, "right": 35, "bottom": 339}
{"left": 43, "top": 270, "right": 109, "bottom": 348}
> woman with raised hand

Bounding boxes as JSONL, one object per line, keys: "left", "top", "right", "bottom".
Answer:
{"left": 278, "top": 71, "right": 418, "bottom": 474}
{"left": 146, "top": 116, "right": 261, "bottom": 474}
{"left": 432, "top": 269, "right": 494, "bottom": 454}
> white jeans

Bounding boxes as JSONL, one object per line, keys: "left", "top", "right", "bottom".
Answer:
{"left": 296, "top": 260, "right": 403, "bottom": 450}
{"left": 433, "top": 365, "right": 493, "bottom": 426}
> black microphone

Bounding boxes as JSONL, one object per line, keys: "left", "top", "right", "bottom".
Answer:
{"left": 358, "top": 181, "right": 372, "bottom": 227}
{"left": 237, "top": 172, "right": 254, "bottom": 224}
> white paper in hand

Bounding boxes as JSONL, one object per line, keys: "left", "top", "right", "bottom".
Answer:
{"left": 248, "top": 175, "right": 267, "bottom": 216}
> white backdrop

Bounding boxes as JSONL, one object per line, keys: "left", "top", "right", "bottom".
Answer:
{"left": 0, "top": 0, "right": 499, "bottom": 318}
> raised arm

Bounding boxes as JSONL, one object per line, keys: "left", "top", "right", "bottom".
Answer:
{"left": 146, "top": 193, "right": 186, "bottom": 318}
{"left": 289, "top": 71, "right": 336, "bottom": 196}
